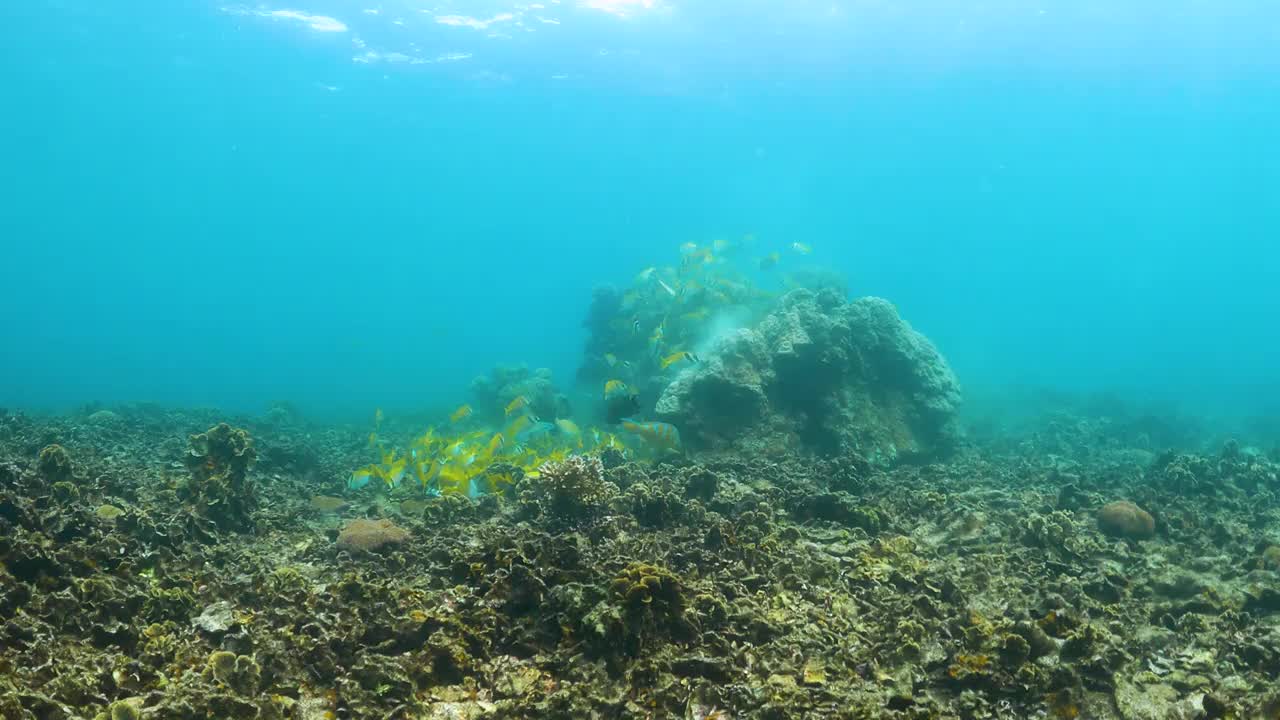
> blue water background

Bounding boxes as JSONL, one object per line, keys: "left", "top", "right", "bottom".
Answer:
{"left": 2, "top": 1, "right": 1277, "bottom": 427}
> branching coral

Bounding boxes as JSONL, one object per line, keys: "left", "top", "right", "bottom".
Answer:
{"left": 521, "top": 455, "right": 615, "bottom": 524}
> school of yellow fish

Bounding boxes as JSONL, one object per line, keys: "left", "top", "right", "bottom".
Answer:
{"left": 349, "top": 235, "right": 814, "bottom": 497}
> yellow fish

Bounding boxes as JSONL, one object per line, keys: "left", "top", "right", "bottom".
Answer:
{"left": 380, "top": 456, "right": 408, "bottom": 489}
{"left": 713, "top": 238, "right": 733, "bottom": 253}
{"left": 791, "top": 242, "right": 811, "bottom": 255}
{"left": 486, "top": 433, "right": 505, "bottom": 455}
{"left": 759, "top": 252, "right": 780, "bottom": 270}
{"left": 368, "top": 432, "right": 378, "bottom": 448}
{"left": 621, "top": 420, "right": 682, "bottom": 451}
{"left": 505, "top": 395, "right": 529, "bottom": 416}
{"left": 648, "top": 324, "right": 664, "bottom": 355}
{"left": 347, "top": 468, "right": 375, "bottom": 491}
{"left": 555, "top": 418, "right": 581, "bottom": 438}
{"left": 660, "top": 351, "right": 700, "bottom": 369}
{"left": 413, "top": 458, "right": 440, "bottom": 489}
{"left": 604, "top": 379, "right": 629, "bottom": 398}
{"left": 450, "top": 404, "right": 473, "bottom": 422}
{"left": 636, "top": 267, "right": 656, "bottom": 282}
{"left": 504, "top": 414, "right": 533, "bottom": 438}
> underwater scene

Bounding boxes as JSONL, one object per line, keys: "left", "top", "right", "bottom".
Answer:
{"left": 2, "top": 0, "right": 1280, "bottom": 718}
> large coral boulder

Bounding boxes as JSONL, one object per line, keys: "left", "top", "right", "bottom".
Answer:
{"left": 1097, "top": 501, "right": 1155, "bottom": 540}
{"left": 655, "top": 289, "right": 961, "bottom": 462}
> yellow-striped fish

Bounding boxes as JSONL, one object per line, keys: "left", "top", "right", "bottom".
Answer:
{"left": 450, "top": 404, "right": 473, "bottom": 422}
{"left": 603, "top": 379, "right": 630, "bottom": 399}
{"left": 505, "top": 395, "right": 529, "bottom": 416}
{"left": 486, "top": 433, "right": 505, "bottom": 455}
{"left": 621, "top": 420, "right": 682, "bottom": 451}
{"left": 791, "top": 242, "right": 811, "bottom": 255}
{"left": 659, "top": 351, "right": 699, "bottom": 370}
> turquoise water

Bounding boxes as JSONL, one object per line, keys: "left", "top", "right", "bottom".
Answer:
{"left": 2, "top": 1, "right": 1277, "bottom": 424}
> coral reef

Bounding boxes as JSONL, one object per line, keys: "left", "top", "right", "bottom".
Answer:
{"left": 470, "top": 364, "right": 568, "bottom": 423}
{"left": 656, "top": 289, "right": 961, "bottom": 462}
{"left": 3, "top": 402, "right": 1280, "bottom": 719}
{"left": 37, "top": 443, "right": 74, "bottom": 483}
{"left": 179, "top": 422, "right": 258, "bottom": 533}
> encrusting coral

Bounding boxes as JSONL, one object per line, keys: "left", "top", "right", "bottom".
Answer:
{"left": 336, "top": 517, "right": 410, "bottom": 552}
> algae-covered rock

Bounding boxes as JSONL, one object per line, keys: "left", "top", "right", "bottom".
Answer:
{"left": 655, "top": 289, "right": 960, "bottom": 462}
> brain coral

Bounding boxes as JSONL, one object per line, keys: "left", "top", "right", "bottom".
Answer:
{"left": 1097, "top": 501, "right": 1155, "bottom": 540}
{"left": 336, "top": 518, "right": 410, "bottom": 552}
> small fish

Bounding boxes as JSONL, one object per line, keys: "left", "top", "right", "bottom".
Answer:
{"left": 632, "top": 316, "right": 641, "bottom": 334}
{"left": 604, "top": 353, "right": 617, "bottom": 367}
{"left": 636, "top": 267, "right": 656, "bottom": 282}
{"left": 621, "top": 420, "right": 682, "bottom": 451}
{"left": 603, "top": 379, "right": 629, "bottom": 399}
{"left": 791, "top": 242, "right": 811, "bottom": 255}
{"left": 450, "top": 404, "right": 473, "bottom": 422}
{"left": 656, "top": 279, "right": 678, "bottom": 297}
{"left": 486, "top": 433, "right": 505, "bottom": 455}
{"left": 414, "top": 459, "right": 442, "bottom": 489}
{"left": 368, "top": 432, "right": 379, "bottom": 448}
{"left": 555, "top": 418, "right": 581, "bottom": 437}
{"left": 659, "top": 351, "right": 699, "bottom": 369}
{"left": 382, "top": 458, "right": 408, "bottom": 489}
{"left": 347, "top": 468, "right": 374, "bottom": 491}
{"left": 759, "top": 252, "right": 780, "bottom": 270}
{"left": 682, "top": 248, "right": 713, "bottom": 267}
{"left": 516, "top": 421, "right": 555, "bottom": 442}
{"left": 679, "top": 242, "right": 698, "bottom": 254}
{"left": 505, "top": 395, "right": 529, "bottom": 416}
{"left": 648, "top": 324, "right": 665, "bottom": 356}
{"left": 713, "top": 238, "right": 733, "bottom": 253}
{"left": 504, "top": 413, "right": 534, "bottom": 438}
